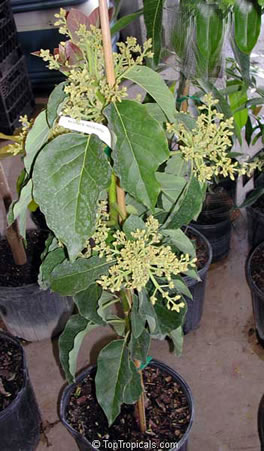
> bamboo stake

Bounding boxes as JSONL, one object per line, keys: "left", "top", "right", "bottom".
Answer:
{"left": 181, "top": 79, "right": 190, "bottom": 113}
{"left": 99, "top": 0, "right": 146, "bottom": 433}
{"left": 0, "top": 163, "right": 27, "bottom": 265}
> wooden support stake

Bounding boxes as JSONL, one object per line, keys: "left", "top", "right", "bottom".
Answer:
{"left": 0, "top": 163, "right": 27, "bottom": 265}
{"left": 99, "top": 0, "right": 146, "bottom": 432}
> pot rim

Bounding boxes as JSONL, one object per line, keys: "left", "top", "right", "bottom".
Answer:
{"left": 0, "top": 331, "right": 28, "bottom": 420}
{"left": 246, "top": 241, "right": 264, "bottom": 298}
{"left": 184, "top": 225, "right": 213, "bottom": 283}
{"left": 246, "top": 189, "right": 264, "bottom": 219}
{"left": 60, "top": 358, "right": 195, "bottom": 450}
{"left": 192, "top": 216, "right": 231, "bottom": 229}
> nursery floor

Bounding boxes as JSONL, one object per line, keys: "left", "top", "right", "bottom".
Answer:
{"left": 1, "top": 155, "right": 263, "bottom": 450}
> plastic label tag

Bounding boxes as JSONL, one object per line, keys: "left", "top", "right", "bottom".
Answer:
{"left": 58, "top": 116, "right": 112, "bottom": 147}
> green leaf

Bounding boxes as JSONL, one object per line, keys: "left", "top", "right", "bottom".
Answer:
{"left": 228, "top": 81, "right": 248, "bottom": 130}
{"left": 59, "top": 314, "right": 97, "bottom": 382}
{"left": 154, "top": 301, "right": 187, "bottom": 335}
{"left": 138, "top": 289, "right": 160, "bottom": 335}
{"left": 33, "top": 133, "right": 111, "bottom": 260}
{"left": 131, "top": 294, "right": 145, "bottom": 339}
{"left": 130, "top": 328, "right": 150, "bottom": 363}
{"left": 24, "top": 111, "right": 50, "bottom": 173}
{"left": 234, "top": 0, "right": 261, "bottom": 55}
{"left": 95, "top": 340, "right": 139, "bottom": 425}
{"left": 97, "top": 291, "right": 119, "bottom": 322}
{"left": 38, "top": 247, "right": 66, "bottom": 289}
{"left": 174, "top": 112, "right": 197, "bottom": 131}
{"left": 161, "top": 229, "right": 196, "bottom": 257}
{"left": 123, "top": 360, "right": 142, "bottom": 405}
{"left": 231, "top": 38, "right": 250, "bottom": 84}
{"left": 123, "top": 215, "right": 146, "bottom": 240}
{"left": 169, "top": 326, "right": 184, "bottom": 356}
{"left": 7, "top": 180, "right": 33, "bottom": 239}
{"left": 245, "top": 116, "right": 254, "bottom": 146}
{"left": 238, "top": 187, "right": 264, "bottom": 208}
{"left": 164, "top": 177, "right": 204, "bottom": 229}
{"left": 50, "top": 256, "right": 112, "bottom": 296}
{"left": 74, "top": 283, "right": 104, "bottom": 325}
{"left": 105, "top": 100, "right": 169, "bottom": 210}
{"left": 156, "top": 172, "right": 186, "bottom": 211}
{"left": 143, "top": 0, "right": 165, "bottom": 66}
{"left": 165, "top": 154, "right": 189, "bottom": 177}
{"left": 172, "top": 276, "right": 193, "bottom": 299}
{"left": 46, "top": 82, "right": 67, "bottom": 127}
{"left": 123, "top": 66, "right": 176, "bottom": 122}
{"left": 111, "top": 9, "right": 143, "bottom": 36}
{"left": 145, "top": 103, "right": 167, "bottom": 125}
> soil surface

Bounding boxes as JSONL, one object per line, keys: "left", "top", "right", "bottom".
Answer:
{"left": 197, "top": 188, "right": 233, "bottom": 225}
{"left": 0, "top": 230, "right": 48, "bottom": 287}
{"left": 0, "top": 337, "right": 23, "bottom": 411}
{"left": 186, "top": 229, "right": 209, "bottom": 271}
{"left": 250, "top": 245, "right": 264, "bottom": 292}
{"left": 66, "top": 366, "right": 190, "bottom": 449}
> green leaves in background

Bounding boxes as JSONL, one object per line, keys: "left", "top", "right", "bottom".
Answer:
{"left": 105, "top": 100, "right": 169, "bottom": 211}
{"left": 50, "top": 256, "right": 112, "bottom": 296}
{"left": 32, "top": 133, "right": 111, "bottom": 260}
{"left": 95, "top": 340, "right": 142, "bottom": 425}
{"left": 124, "top": 65, "right": 176, "bottom": 122}
{"left": 156, "top": 172, "right": 186, "bottom": 211}
{"left": 143, "top": 0, "right": 165, "bottom": 66}
{"left": 195, "top": 3, "right": 225, "bottom": 77}
{"left": 234, "top": 0, "right": 261, "bottom": 55}
{"left": 46, "top": 82, "right": 67, "bottom": 127}
{"left": 24, "top": 110, "right": 50, "bottom": 173}
{"left": 59, "top": 314, "right": 97, "bottom": 382}
{"left": 111, "top": 9, "right": 143, "bottom": 36}
{"left": 228, "top": 81, "right": 248, "bottom": 130}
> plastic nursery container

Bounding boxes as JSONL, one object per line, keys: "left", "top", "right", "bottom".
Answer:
{"left": 183, "top": 226, "right": 212, "bottom": 334}
{"left": 60, "top": 359, "right": 194, "bottom": 451}
{"left": 246, "top": 241, "right": 264, "bottom": 347}
{"left": 191, "top": 218, "right": 232, "bottom": 263}
{"left": 246, "top": 190, "right": 264, "bottom": 249}
{"left": 0, "top": 331, "right": 41, "bottom": 451}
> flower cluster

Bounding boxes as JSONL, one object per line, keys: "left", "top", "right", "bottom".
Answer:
{"left": 167, "top": 94, "right": 264, "bottom": 182}
{"left": 39, "top": 10, "right": 152, "bottom": 123}
{"left": 85, "top": 207, "right": 197, "bottom": 312}
{"left": 2, "top": 115, "right": 32, "bottom": 157}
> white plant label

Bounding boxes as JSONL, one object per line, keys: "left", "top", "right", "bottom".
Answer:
{"left": 58, "top": 116, "right": 112, "bottom": 147}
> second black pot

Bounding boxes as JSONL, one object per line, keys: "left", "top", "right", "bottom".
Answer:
{"left": 60, "top": 360, "right": 194, "bottom": 451}
{"left": 0, "top": 332, "right": 41, "bottom": 451}
{"left": 183, "top": 226, "right": 212, "bottom": 334}
{"left": 246, "top": 190, "right": 264, "bottom": 248}
{"left": 191, "top": 218, "right": 231, "bottom": 263}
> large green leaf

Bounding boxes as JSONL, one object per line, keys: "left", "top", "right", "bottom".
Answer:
{"left": 46, "top": 82, "right": 67, "bottom": 127}
{"left": 164, "top": 177, "right": 204, "bottom": 229}
{"left": 123, "top": 360, "right": 142, "bottom": 405}
{"left": 24, "top": 111, "right": 50, "bottom": 173}
{"left": 123, "top": 215, "right": 146, "bottom": 240}
{"left": 105, "top": 100, "right": 169, "bottom": 210}
{"left": 7, "top": 180, "right": 33, "bottom": 239}
{"left": 156, "top": 172, "right": 186, "bottom": 211}
{"left": 154, "top": 301, "right": 187, "bottom": 335}
{"left": 161, "top": 229, "right": 196, "bottom": 257}
{"left": 145, "top": 103, "right": 167, "bottom": 125}
{"left": 234, "top": 0, "right": 261, "bottom": 55}
{"left": 143, "top": 0, "right": 165, "bottom": 66}
{"left": 59, "top": 314, "right": 97, "bottom": 382}
{"left": 129, "top": 328, "right": 150, "bottom": 363}
{"left": 228, "top": 82, "right": 248, "bottom": 131}
{"left": 32, "top": 133, "right": 111, "bottom": 260}
{"left": 38, "top": 247, "right": 66, "bottom": 289}
{"left": 95, "top": 340, "right": 141, "bottom": 425}
{"left": 111, "top": 9, "right": 143, "bottom": 36}
{"left": 50, "top": 256, "right": 112, "bottom": 296}
{"left": 131, "top": 294, "right": 145, "bottom": 339}
{"left": 123, "top": 66, "right": 176, "bottom": 122}
{"left": 138, "top": 289, "right": 160, "bottom": 335}
{"left": 169, "top": 326, "right": 184, "bottom": 356}
{"left": 74, "top": 283, "right": 104, "bottom": 325}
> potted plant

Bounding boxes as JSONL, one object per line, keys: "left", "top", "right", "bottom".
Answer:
{"left": 0, "top": 331, "right": 41, "bottom": 450}
{"left": 6, "top": 1, "right": 260, "bottom": 446}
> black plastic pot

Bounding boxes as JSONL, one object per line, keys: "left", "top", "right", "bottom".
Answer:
{"left": 60, "top": 359, "right": 194, "bottom": 451}
{"left": 191, "top": 218, "right": 231, "bottom": 263}
{"left": 0, "top": 284, "right": 73, "bottom": 341}
{"left": 0, "top": 331, "right": 41, "bottom": 451}
{"left": 183, "top": 226, "right": 212, "bottom": 334}
{"left": 258, "top": 394, "right": 264, "bottom": 450}
{"left": 246, "top": 242, "right": 264, "bottom": 347}
{"left": 246, "top": 190, "right": 264, "bottom": 249}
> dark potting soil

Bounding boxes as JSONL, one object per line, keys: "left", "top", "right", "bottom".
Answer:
{"left": 250, "top": 245, "right": 264, "bottom": 293}
{"left": 0, "top": 338, "right": 23, "bottom": 411}
{"left": 186, "top": 230, "right": 208, "bottom": 271}
{"left": 0, "top": 230, "right": 48, "bottom": 287}
{"left": 66, "top": 367, "right": 190, "bottom": 448}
